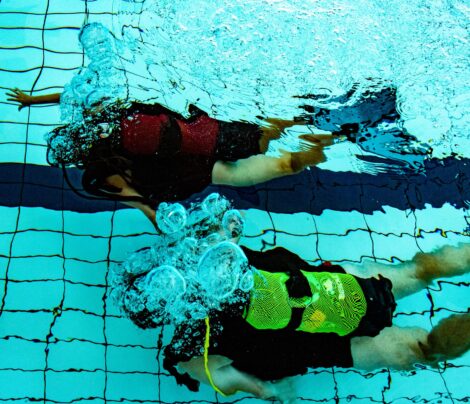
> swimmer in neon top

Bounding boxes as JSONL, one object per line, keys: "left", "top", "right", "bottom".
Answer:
{"left": 110, "top": 194, "right": 470, "bottom": 402}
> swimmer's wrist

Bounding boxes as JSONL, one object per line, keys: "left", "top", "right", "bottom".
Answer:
{"left": 30, "top": 93, "right": 61, "bottom": 104}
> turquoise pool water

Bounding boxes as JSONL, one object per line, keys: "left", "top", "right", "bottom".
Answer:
{"left": 0, "top": 0, "right": 469, "bottom": 403}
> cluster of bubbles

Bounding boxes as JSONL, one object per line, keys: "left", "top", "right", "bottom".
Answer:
{"left": 45, "top": 105, "right": 124, "bottom": 165}
{"left": 109, "top": 193, "right": 255, "bottom": 328}
{"left": 61, "top": 22, "right": 128, "bottom": 122}
{"left": 46, "top": 23, "right": 129, "bottom": 165}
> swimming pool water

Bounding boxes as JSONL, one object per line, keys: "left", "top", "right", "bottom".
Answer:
{"left": 0, "top": 0, "right": 469, "bottom": 403}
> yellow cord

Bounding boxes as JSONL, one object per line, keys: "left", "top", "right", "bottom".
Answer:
{"left": 204, "top": 317, "right": 227, "bottom": 397}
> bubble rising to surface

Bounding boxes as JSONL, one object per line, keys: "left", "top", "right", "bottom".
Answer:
{"left": 156, "top": 202, "right": 188, "bottom": 234}
{"left": 143, "top": 265, "right": 186, "bottom": 294}
{"left": 222, "top": 209, "right": 245, "bottom": 238}
{"left": 197, "top": 241, "right": 248, "bottom": 301}
{"left": 202, "top": 193, "right": 231, "bottom": 218}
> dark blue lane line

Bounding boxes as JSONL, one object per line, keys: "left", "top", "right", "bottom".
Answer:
{"left": 0, "top": 163, "right": 120, "bottom": 213}
{"left": 0, "top": 157, "right": 469, "bottom": 214}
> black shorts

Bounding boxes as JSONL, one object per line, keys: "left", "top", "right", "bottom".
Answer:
{"left": 214, "top": 121, "right": 262, "bottom": 161}
{"left": 352, "top": 275, "right": 397, "bottom": 337}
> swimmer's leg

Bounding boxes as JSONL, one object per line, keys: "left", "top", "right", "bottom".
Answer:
{"left": 351, "top": 314, "right": 470, "bottom": 370}
{"left": 343, "top": 244, "right": 470, "bottom": 299}
{"left": 212, "top": 143, "right": 329, "bottom": 187}
{"left": 259, "top": 118, "right": 333, "bottom": 153}
{"left": 259, "top": 118, "right": 303, "bottom": 152}
{"left": 212, "top": 154, "right": 301, "bottom": 187}
{"left": 351, "top": 326, "right": 428, "bottom": 370}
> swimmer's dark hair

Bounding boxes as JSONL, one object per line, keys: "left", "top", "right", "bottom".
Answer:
{"left": 46, "top": 125, "right": 86, "bottom": 166}
{"left": 128, "top": 307, "right": 161, "bottom": 329}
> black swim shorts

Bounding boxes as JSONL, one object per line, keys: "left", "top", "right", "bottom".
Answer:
{"left": 352, "top": 275, "right": 397, "bottom": 338}
{"left": 215, "top": 121, "right": 262, "bottom": 161}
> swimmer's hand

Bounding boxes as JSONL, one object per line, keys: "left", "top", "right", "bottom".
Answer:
{"left": 262, "top": 378, "right": 297, "bottom": 404}
{"left": 6, "top": 89, "right": 61, "bottom": 110}
{"left": 6, "top": 88, "right": 34, "bottom": 111}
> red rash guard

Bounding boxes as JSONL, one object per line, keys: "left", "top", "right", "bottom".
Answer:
{"left": 120, "top": 112, "right": 219, "bottom": 156}
{"left": 176, "top": 114, "right": 219, "bottom": 156}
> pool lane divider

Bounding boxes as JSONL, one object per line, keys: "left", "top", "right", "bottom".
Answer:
{"left": 0, "top": 157, "right": 468, "bottom": 214}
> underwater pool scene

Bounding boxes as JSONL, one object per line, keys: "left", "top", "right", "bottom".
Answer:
{"left": 0, "top": 0, "right": 469, "bottom": 403}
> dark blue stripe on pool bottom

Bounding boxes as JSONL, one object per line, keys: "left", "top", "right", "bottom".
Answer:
{"left": 0, "top": 163, "right": 119, "bottom": 212}
{"left": 0, "top": 157, "right": 469, "bottom": 214}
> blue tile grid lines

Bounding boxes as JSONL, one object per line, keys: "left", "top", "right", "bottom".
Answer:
{"left": 0, "top": 1, "right": 468, "bottom": 403}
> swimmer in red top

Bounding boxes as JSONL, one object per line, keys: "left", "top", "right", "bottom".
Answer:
{"left": 7, "top": 88, "right": 333, "bottom": 226}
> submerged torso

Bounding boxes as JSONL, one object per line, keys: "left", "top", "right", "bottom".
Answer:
{"left": 245, "top": 269, "right": 367, "bottom": 336}
{"left": 164, "top": 247, "right": 395, "bottom": 385}
{"left": 120, "top": 111, "right": 220, "bottom": 157}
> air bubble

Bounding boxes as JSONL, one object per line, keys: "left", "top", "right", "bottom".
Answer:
{"left": 156, "top": 202, "right": 187, "bottom": 234}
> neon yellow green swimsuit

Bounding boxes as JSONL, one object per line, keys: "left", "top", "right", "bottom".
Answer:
{"left": 244, "top": 269, "right": 367, "bottom": 336}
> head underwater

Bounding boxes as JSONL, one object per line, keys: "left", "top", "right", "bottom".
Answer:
{"left": 46, "top": 22, "right": 127, "bottom": 167}
{"left": 45, "top": 103, "right": 127, "bottom": 167}
{"left": 110, "top": 193, "right": 255, "bottom": 329}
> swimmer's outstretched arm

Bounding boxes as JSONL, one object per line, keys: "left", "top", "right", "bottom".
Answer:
{"left": 6, "top": 88, "right": 61, "bottom": 110}
{"left": 178, "top": 355, "right": 296, "bottom": 402}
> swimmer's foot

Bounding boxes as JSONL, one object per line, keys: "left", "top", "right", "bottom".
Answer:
{"left": 419, "top": 313, "right": 470, "bottom": 366}
{"left": 284, "top": 133, "right": 336, "bottom": 172}
{"left": 285, "top": 147, "right": 326, "bottom": 173}
{"left": 298, "top": 133, "right": 335, "bottom": 148}
{"left": 414, "top": 243, "right": 470, "bottom": 283}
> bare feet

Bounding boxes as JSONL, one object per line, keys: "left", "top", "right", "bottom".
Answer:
{"left": 414, "top": 243, "right": 470, "bottom": 282}
{"left": 284, "top": 134, "right": 335, "bottom": 172}
{"left": 420, "top": 313, "right": 470, "bottom": 365}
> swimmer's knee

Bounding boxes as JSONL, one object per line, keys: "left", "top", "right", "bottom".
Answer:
{"left": 413, "top": 252, "right": 440, "bottom": 283}
{"left": 276, "top": 153, "right": 297, "bottom": 175}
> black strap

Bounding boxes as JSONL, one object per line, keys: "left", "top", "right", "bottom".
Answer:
{"left": 285, "top": 270, "right": 311, "bottom": 299}
{"left": 158, "top": 116, "right": 182, "bottom": 157}
{"left": 286, "top": 308, "right": 304, "bottom": 330}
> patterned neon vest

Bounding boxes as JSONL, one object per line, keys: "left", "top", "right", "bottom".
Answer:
{"left": 244, "top": 269, "right": 367, "bottom": 336}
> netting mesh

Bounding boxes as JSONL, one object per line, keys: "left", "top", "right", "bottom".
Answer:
{"left": 0, "top": 0, "right": 469, "bottom": 403}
